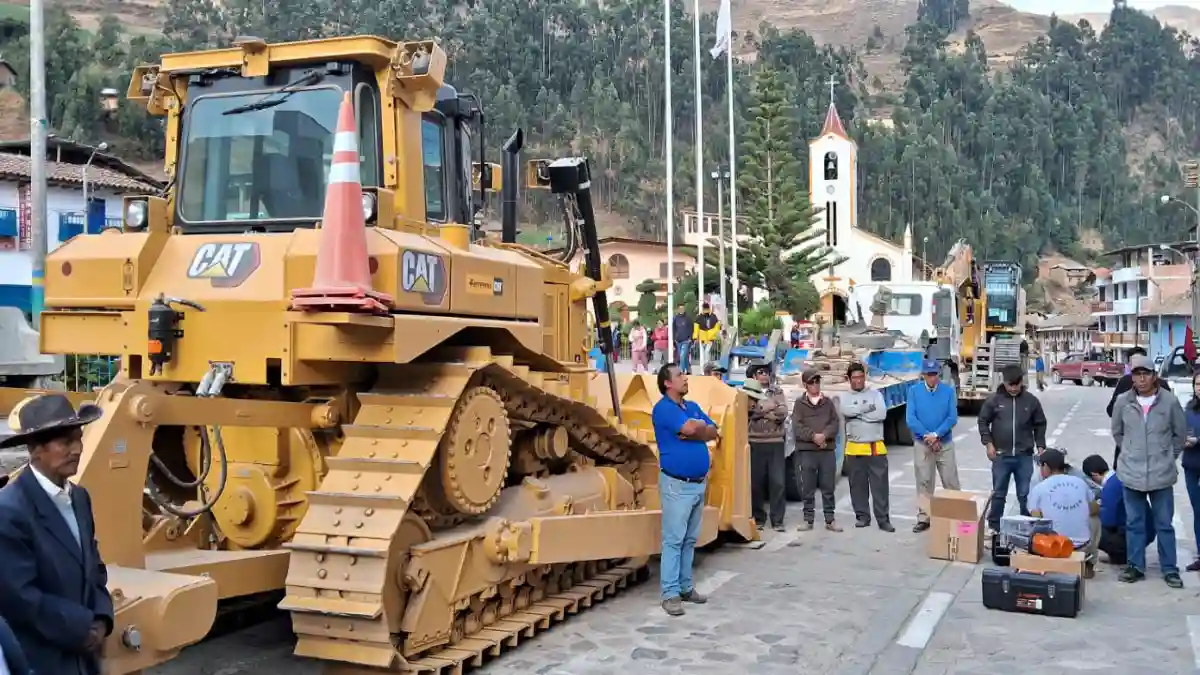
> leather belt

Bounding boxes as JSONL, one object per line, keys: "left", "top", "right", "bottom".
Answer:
{"left": 661, "top": 469, "right": 705, "bottom": 484}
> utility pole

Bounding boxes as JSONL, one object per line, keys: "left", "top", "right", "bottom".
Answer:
{"left": 29, "top": 0, "right": 47, "bottom": 329}
{"left": 1188, "top": 160, "right": 1200, "bottom": 357}
{"left": 711, "top": 166, "right": 729, "bottom": 320}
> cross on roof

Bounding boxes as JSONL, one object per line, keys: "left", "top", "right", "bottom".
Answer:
{"left": 825, "top": 75, "right": 837, "bottom": 106}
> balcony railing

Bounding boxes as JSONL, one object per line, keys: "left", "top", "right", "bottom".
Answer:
{"left": 1090, "top": 300, "right": 1113, "bottom": 313}
{"left": 1090, "top": 331, "right": 1150, "bottom": 346}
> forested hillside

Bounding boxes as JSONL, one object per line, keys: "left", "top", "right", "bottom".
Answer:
{"left": 0, "top": 0, "right": 1198, "bottom": 271}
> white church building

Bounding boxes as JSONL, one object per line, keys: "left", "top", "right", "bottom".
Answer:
{"left": 808, "top": 97, "right": 920, "bottom": 323}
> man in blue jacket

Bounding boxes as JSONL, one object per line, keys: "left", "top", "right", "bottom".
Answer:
{"left": 1083, "top": 454, "right": 1152, "bottom": 566}
{"left": 906, "top": 360, "right": 961, "bottom": 533}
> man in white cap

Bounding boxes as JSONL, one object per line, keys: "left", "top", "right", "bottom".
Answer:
{"left": 744, "top": 365, "right": 788, "bottom": 531}
{"left": 1111, "top": 354, "right": 1187, "bottom": 588}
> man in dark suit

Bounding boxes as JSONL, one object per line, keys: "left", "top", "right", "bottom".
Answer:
{"left": 0, "top": 394, "right": 113, "bottom": 675}
{"left": 0, "top": 614, "right": 32, "bottom": 675}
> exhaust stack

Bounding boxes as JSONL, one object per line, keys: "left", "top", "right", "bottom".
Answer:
{"left": 500, "top": 128, "right": 524, "bottom": 244}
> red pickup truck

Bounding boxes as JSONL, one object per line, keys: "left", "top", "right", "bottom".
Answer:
{"left": 1050, "top": 353, "right": 1124, "bottom": 386}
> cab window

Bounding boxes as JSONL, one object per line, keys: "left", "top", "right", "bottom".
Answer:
{"left": 421, "top": 118, "right": 445, "bottom": 222}
{"left": 354, "top": 83, "right": 379, "bottom": 187}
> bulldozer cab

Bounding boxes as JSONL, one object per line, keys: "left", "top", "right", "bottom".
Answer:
{"left": 128, "top": 37, "right": 491, "bottom": 235}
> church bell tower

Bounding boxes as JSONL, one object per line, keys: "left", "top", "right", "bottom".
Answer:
{"left": 809, "top": 78, "right": 858, "bottom": 274}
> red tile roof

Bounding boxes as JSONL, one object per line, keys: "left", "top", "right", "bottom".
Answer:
{"left": 0, "top": 152, "right": 157, "bottom": 193}
{"left": 820, "top": 102, "right": 849, "bottom": 140}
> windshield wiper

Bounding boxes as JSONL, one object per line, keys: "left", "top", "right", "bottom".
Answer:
{"left": 222, "top": 70, "right": 324, "bottom": 116}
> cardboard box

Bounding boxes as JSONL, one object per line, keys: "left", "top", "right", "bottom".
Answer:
{"left": 1009, "top": 550, "right": 1087, "bottom": 606}
{"left": 1010, "top": 550, "right": 1086, "bottom": 577}
{"left": 927, "top": 490, "right": 987, "bottom": 563}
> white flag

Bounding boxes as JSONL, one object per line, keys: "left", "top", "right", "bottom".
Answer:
{"left": 710, "top": 0, "right": 731, "bottom": 59}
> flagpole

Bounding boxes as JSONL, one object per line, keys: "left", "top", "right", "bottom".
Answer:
{"left": 665, "top": 0, "right": 676, "bottom": 357}
{"left": 725, "top": 4, "right": 738, "bottom": 335}
{"left": 693, "top": 0, "right": 705, "bottom": 339}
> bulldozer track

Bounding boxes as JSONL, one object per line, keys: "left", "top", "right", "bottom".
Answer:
{"left": 281, "top": 345, "right": 657, "bottom": 673}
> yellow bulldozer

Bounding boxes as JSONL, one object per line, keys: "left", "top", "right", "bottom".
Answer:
{"left": 0, "top": 35, "right": 756, "bottom": 674}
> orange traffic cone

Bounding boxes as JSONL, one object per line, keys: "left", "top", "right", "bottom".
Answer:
{"left": 290, "top": 92, "right": 393, "bottom": 314}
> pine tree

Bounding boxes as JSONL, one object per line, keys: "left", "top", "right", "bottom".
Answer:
{"left": 733, "top": 66, "right": 838, "bottom": 320}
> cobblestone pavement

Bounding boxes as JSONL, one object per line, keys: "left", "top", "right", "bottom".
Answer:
{"left": 148, "top": 383, "right": 1200, "bottom": 674}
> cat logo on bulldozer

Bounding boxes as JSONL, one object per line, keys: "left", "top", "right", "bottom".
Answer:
{"left": 401, "top": 250, "right": 447, "bottom": 305}
{"left": 187, "top": 242, "right": 261, "bottom": 288}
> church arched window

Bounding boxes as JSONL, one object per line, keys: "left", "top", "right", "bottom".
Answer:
{"left": 870, "top": 257, "right": 892, "bottom": 282}
{"left": 607, "top": 253, "right": 630, "bottom": 279}
{"left": 824, "top": 152, "right": 838, "bottom": 181}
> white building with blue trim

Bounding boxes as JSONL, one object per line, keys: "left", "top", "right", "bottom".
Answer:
{"left": 0, "top": 138, "right": 162, "bottom": 315}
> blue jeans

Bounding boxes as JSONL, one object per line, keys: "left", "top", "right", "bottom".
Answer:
{"left": 1185, "top": 468, "right": 1200, "bottom": 557}
{"left": 1124, "top": 486, "right": 1178, "bottom": 574}
{"left": 676, "top": 340, "right": 692, "bottom": 373}
{"left": 988, "top": 454, "right": 1033, "bottom": 529}
{"left": 659, "top": 472, "right": 706, "bottom": 600}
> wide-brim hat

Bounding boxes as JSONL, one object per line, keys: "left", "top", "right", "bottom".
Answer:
{"left": 0, "top": 393, "right": 103, "bottom": 449}
{"left": 742, "top": 379, "right": 767, "bottom": 400}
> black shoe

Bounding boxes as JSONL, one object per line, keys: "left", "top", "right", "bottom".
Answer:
{"left": 756, "top": 523, "right": 765, "bottom": 532}
{"left": 879, "top": 522, "right": 896, "bottom": 532}
{"left": 1186, "top": 559, "right": 1200, "bottom": 572}
{"left": 1166, "top": 572, "right": 1185, "bottom": 588}
{"left": 855, "top": 518, "right": 870, "bottom": 528}
{"left": 913, "top": 521, "right": 931, "bottom": 533}
{"left": 771, "top": 523, "right": 785, "bottom": 532}
{"left": 1119, "top": 566, "right": 1146, "bottom": 583}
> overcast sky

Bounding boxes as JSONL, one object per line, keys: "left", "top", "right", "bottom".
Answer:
{"left": 1001, "top": 0, "right": 1186, "bottom": 13}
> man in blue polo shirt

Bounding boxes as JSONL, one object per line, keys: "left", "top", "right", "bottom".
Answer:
{"left": 652, "top": 363, "right": 720, "bottom": 617}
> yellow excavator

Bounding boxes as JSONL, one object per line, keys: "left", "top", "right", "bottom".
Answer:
{"left": 0, "top": 35, "right": 756, "bottom": 674}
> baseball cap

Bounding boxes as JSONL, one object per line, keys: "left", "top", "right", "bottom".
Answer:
{"left": 921, "top": 359, "right": 940, "bottom": 374}
{"left": 1040, "top": 448, "right": 1069, "bottom": 472}
{"left": 801, "top": 368, "right": 821, "bottom": 384}
{"left": 1130, "top": 354, "right": 1154, "bottom": 373}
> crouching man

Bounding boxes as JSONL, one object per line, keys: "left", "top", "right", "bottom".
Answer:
{"left": 1029, "top": 449, "right": 1100, "bottom": 578}
{"left": 1082, "top": 454, "right": 1154, "bottom": 566}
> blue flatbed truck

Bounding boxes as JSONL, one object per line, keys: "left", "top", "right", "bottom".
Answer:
{"left": 781, "top": 348, "right": 923, "bottom": 501}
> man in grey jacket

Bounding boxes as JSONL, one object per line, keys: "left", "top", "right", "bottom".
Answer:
{"left": 1111, "top": 354, "right": 1187, "bottom": 588}
{"left": 840, "top": 362, "right": 893, "bottom": 531}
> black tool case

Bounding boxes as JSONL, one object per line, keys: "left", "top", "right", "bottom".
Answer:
{"left": 981, "top": 567, "right": 1082, "bottom": 618}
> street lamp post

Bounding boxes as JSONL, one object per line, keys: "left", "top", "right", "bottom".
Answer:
{"left": 81, "top": 141, "right": 109, "bottom": 235}
{"left": 922, "top": 236, "right": 929, "bottom": 280}
{"left": 81, "top": 141, "right": 109, "bottom": 207}
{"left": 711, "top": 166, "right": 730, "bottom": 320}
{"left": 1162, "top": 175, "right": 1200, "bottom": 358}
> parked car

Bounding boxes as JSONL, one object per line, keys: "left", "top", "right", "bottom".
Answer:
{"left": 1051, "top": 353, "right": 1124, "bottom": 386}
{"left": 1157, "top": 347, "right": 1194, "bottom": 408}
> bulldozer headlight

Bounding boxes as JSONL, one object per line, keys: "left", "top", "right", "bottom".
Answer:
{"left": 361, "top": 192, "right": 377, "bottom": 224}
{"left": 125, "top": 200, "right": 148, "bottom": 229}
